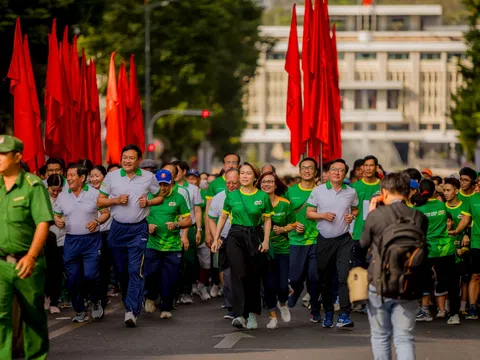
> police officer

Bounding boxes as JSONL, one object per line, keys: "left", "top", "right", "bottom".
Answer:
{"left": 98, "top": 144, "right": 164, "bottom": 327}
{"left": 54, "top": 163, "right": 110, "bottom": 323}
{"left": 0, "top": 135, "right": 54, "bottom": 360}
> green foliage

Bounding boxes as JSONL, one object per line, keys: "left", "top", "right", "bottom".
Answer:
{"left": 81, "top": 0, "right": 266, "bottom": 160}
{"left": 451, "top": 0, "right": 480, "bottom": 161}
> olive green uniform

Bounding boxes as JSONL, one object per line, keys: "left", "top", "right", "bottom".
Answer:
{"left": 0, "top": 171, "right": 54, "bottom": 360}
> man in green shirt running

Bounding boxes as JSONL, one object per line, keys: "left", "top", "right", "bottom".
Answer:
{"left": 285, "top": 157, "right": 321, "bottom": 323}
{"left": 144, "top": 170, "right": 192, "bottom": 320}
{"left": 458, "top": 167, "right": 477, "bottom": 206}
{"left": 351, "top": 155, "right": 381, "bottom": 269}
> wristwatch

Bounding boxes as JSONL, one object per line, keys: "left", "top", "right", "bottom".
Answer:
{"left": 95, "top": 219, "right": 101, "bottom": 227}
{"left": 174, "top": 222, "right": 179, "bottom": 229}
{"left": 351, "top": 214, "right": 356, "bottom": 220}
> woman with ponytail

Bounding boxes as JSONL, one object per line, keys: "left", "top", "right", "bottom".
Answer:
{"left": 413, "top": 179, "right": 460, "bottom": 325}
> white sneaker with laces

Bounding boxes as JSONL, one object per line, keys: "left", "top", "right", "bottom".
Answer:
{"left": 247, "top": 313, "right": 258, "bottom": 330}
{"left": 160, "top": 311, "right": 172, "bottom": 319}
{"left": 144, "top": 299, "right": 156, "bottom": 313}
{"left": 278, "top": 302, "right": 291, "bottom": 322}
{"left": 266, "top": 317, "right": 278, "bottom": 329}
{"left": 210, "top": 284, "right": 219, "bottom": 298}
{"left": 437, "top": 309, "right": 448, "bottom": 319}
{"left": 124, "top": 312, "right": 137, "bottom": 327}
{"left": 197, "top": 284, "right": 211, "bottom": 300}
{"left": 183, "top": 294, "right": 193, "bottom": 304}
{"left": 447, "top": 314, "right": 460, "bottom": 325}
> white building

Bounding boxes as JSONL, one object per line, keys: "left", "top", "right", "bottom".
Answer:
{"left": 241, "top": 4, "right": 466, "bottom": 172}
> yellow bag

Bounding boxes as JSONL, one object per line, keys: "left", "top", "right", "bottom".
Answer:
{"left": 348, "top": 267, "right": 369, "bottom": 303}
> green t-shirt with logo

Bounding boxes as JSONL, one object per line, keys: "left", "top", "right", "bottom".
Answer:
{"left": 270, "top": 197, "right": 296, "bottom": 255}
{"left": 467, "top": 193, "right": 480, "bottom": 249}
{"left": 458, "top": 190, "right": 475, "bottom": 209}
{"left": 206, "top": 175, "right": 226, "bottom": 200}
{"left": 147, "top": 190, "right": 190, "bottom": 252}
{"left": 415, "top": 199, "right": 455, "bottom": 258}
{"left": 351, "top": 179, "right": 381, "bottom": 241}
{"left": 222, "top": 189, "right": 273, "bottom": 227}
{"left": 446, "top": 201, "right": 471, "bottom": 263}
{"left": 285, "top": 184, "right": 318, "bottom": 246}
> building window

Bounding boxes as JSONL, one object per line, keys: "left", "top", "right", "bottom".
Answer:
{"left": 355, "top": 53, "right": 377, "bottom": 60}
{"left": 330, "top": 16, "right": 346, "bottom": 31}
{"left": 387, "top": 16, "right": 409, "bottom": 31}
{"left": 420, "top": 53, "right": 441, "bottom": 60}
{"left": 354, "top": 123, "right": 362, "bottom": 131}
{"left": 447, "top": 53, "right": 466, "bottom": 62}
{"left": 388, "top": 53, "right": 409, "bottom": 60}
{"left": 387, "top": 124, "right": 409, "bottom": 131}
{"left": 447, "top": 123, "right": 454, "bottom": 130}
{"left": 432, "top": 124, "right": 441, "bottom": 130}
{"left": 355, "top": 90, "right": 377, "bottom": 110}
{"left": 387, "top": 90, "right": 400, "bottom": 110}
{"left": 340, "top": 90, "right": 345, "bottom": 109}
{"left": 419, "top": 124, "right": 428, "bottom": 130}
{"left": 266, "top": 52, "right": 286, "bottom": 60}
{"left": 338, "top": 52, "right": 345, "bottom": 60}
{"left": 369, "top": 124, "right": 377, "bottom": 131}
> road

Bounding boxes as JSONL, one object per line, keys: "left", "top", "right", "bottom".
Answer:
{"left": 48, "top": 296, "right": 480, "bottom": 360}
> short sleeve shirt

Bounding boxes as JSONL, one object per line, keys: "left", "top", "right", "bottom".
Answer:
{"left": 147, "top": 190, "right": 190, "bottom": 252}
{"left": 206, "top": 175, "right": 226, "bottom": 200}
{"left": 307, "top": 181, "right": 359, "bottom": 238}
{"left": 285, "top": 184, "right": 318, "bottom": 246}
{"left": 222, "top": 189, "right": 273, "bottom": 227}
{"left": 54, "top": 185, "right": 101, "bottom": 235}
{"left": 351, "top": 179, "right": 381, "bottom": 240}
{"left": 0, "top": 171, "right": 54, "bottom": 254}
{"left": 466, "top": 194, "right": 480, "bottom": 249}
{"left": 270, "top": 198, "right": 295, "bottom": 254}
{"left": 100, "top": 168, "right": 160, "bottom": 224}
{"left": 179, "top": 180, "right": 202, "bottom": 224}
{"left": 208, "top": 190, "right": 231, "bottom": 239}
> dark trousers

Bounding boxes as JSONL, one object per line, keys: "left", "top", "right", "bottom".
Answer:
{"left": 264, "top": 254, "right": 290, "bottom": 310}
{"left": 63, "top": 232, "right": 102, "bottom": 313}
{"left": 100, "top": 231, "right": 115, "bottom": 307}
{"left": 226, "top": 226, "right": 264, "bottom": 318}
{"left": 180, "top": 246, "right": 197, "bottom": 294}
{"left": 289, "top": 244, "right": 320, "bottom": 313}
{"left": 144, "top": 249, "right": 182, "bottom": 311}
{"left": 317, "top": 232, "right": 353, "bottom": 314}
{"left": 108, "top": 219, "right": 148, "bottom": 317}
{"left": 44, "top": 232, "right": 64, "bottom": 307}
{"left": 352, "top": 240, "right": 368, "bottom": 269}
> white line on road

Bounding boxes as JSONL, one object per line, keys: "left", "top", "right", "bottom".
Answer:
{"left": 213, "top": 332, "right": 255, "bottom": 349}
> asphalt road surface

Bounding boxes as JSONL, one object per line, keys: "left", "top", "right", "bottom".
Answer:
{"left": 48, "top": 296, "right": 480, "bottom": 360}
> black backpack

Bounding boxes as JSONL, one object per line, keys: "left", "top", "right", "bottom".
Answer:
{"left": 372, "top": 205, "right": 426, "bottom": 300}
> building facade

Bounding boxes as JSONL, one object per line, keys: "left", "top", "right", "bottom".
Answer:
{"left": 241, "top": 5, "right": 466, "bottom": 172}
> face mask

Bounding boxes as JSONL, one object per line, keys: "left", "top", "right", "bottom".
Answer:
{"left": 200, "top": 179, "right": 208, "bottom": 190}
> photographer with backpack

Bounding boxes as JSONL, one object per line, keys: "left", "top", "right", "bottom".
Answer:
{"left": 360, "top": 172, "right": 428, "bottom": 360}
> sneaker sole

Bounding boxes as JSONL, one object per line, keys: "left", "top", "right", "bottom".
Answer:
{"left": 336, "top": 322, "right": 354, "bottom": 328}
{"left": 73, "top": 317, "right": 89, "bottom": 323}
{"left": 125, "top": 319, "right": 136, "bottom": 328}
{"left": 92, "top": 313, "right": 104, "bottom": 320}
{"left": 232, "top": 321, "right": 245, "bottom": 329}
{"left": 322, "top": 323, "right": 334, "bottom": 328}
{"left": 465, "top": 316, "right": 478, "bottom": 320}
{"left": 224, "top": 316, "right": 234, "bottom": 320}
{"left": 416, "top": 318, "right": 433, "bottom": 322}
{"left": 310, "top": 318, "right": 321, "bottom": 323}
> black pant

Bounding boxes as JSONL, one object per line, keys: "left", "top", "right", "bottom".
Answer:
{"left": 352, "top": 240, "right": 368, "bottom": 269}
{"left": 44, "top": 232, "right": 64, "bottom": 306}
{"left": 100, "top": 231, "right": 115, "bottom": 307}
{"left": 317, "top": 232, "right": 353, "bottom": 314}
{"left": 226, "top": 225, "right": 264, "bottom": 318}
{"left": 425, "top": 255, "right": 460, "bottom": 315}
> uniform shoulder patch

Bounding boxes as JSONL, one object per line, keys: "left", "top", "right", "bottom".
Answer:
{"left": 25, "top": 173, "right": 42, "bottom": 187}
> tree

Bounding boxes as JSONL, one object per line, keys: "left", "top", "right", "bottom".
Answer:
{"left": 451, "top": 0, "right": 480, "bottom": 161}
{"left": 80, "top": 0, "right": 268, "bottom": 160}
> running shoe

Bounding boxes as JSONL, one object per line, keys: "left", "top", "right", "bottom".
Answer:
{"left": 232, "top": 316, "right": 246, "bottom": 329}
{"left": 50, "top": 306, "right": 60, "bottom": 314}
{"left": 44, "top": 297, "right": 51, "bottom": 311}
{"left": 466, "top": 308, "right": 478, "bottom": 320}
{"left": 336, "top": 313, "right": 354, "bottom": 328}
{"left": 160, "top": 311, "right": 173, "bottom": 319}
{"left": 266, "top": 317, "right": 278, "bottom": 329}
{"left": 288, "top": 294, "right": 299, "bottom": 308}
{"left": 183, "top": 294, "right": 193, "bottom": 304}
{"left": 278, "top": 302, "right": 291, "bottom": 322}
{"left": 210, "top": 284, "right": 219, "bottom": 298}
{"left": 124, "top": 312, "right": 137, "bottom": 327}
{"left": 447, "top": 314, "right": 460, "bottom": 325}
{"left": 196, "top": 284, "right": 211, "bottom": 301}
{"left": 310, "top": 311, "right": 322, "bottom": 323}
{"left": 91, "top": 301, "right": 104, "bottom": 320}
{"left": 144, "top": 299, "right": 156, "bottom": 313}
{"left": 72, "top": 312, "right": 89, "bottom": 323}
{"left": 416, "top": 309, "right": 433, "bottom": 322}
{"left": 460, "top": 309, "right": 468, "bottom": 318}
{"left": 323, "top": 311, "right": 334, "bottom": 328}
{"left": 436, "top": 309, "right": 448, "bottom": 319}
{"left": 224, "top": 311, "right": 235, "bottom": 320}
{"left": 247, "top": 313, "right": 258, "bottom": 330}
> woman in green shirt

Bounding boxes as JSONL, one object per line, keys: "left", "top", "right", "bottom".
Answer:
{"left": 413, "top": 179, "right": 460, "bottom": 325}
{"left": 257, "top": 172, "right": 295, "bottom": 329}
{"left": 212, "top": 162, "right": 273, "bottom": 330}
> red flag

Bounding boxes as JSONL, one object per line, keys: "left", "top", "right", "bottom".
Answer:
{"left": 301, "top": 0, "right": 313, "bottom": 150}
{"left": 60, "top": 27, "right": 75, "bottom": 163}
{"left": 363, "top": 0, "right": 374, "bottom": 5}
{"left": 88, "top": 60, "right": 102, "bottom": 165}
{"left": 77, "top": 49, "right": 89, "bottom": 160}
{"left": 329, "top": 24, "right": 342, "bottom": 159}
{"left": 45, "top": 19, "right": 65, "bottom": 159}
{"left": 117, "top": 61, "right": 128, "bottom": 147}
{"left": 105, "top": 52, "right": 124, "bottom": 164}
{"left": 126, "top": 54, "right": 145, "bottom": 152}
{"left": 285, "top": 4, "right": 303, "bottom": 166}
{"left": 7, "top": 19, "right": 45, "bottom": 172}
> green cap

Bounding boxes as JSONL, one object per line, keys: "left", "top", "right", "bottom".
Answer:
{"left": 0, "top": 135, "right": 24, "bottom": 153}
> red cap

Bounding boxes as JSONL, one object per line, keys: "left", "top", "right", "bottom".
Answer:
{"left": 421, "top": 168, "right": 433, "bottom": 177}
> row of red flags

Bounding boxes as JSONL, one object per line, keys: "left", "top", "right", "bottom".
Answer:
{"left": 6, "top": 19, "right": 144, "bottom": 172}
{"left": 285, "top": 1, "right": 342, "bottom": 166}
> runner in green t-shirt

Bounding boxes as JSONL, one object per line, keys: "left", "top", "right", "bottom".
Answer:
{"left": 258, "top": 172, "right": 296, "bottom": 329}
{"left": 284, "top": 158, "right": 321, "bottom": 323}
{"left": 144, "top": 170, "right": 192, "bottom": 319}
{"left": 458, "top": 167, "right": 477, "bottom": 207}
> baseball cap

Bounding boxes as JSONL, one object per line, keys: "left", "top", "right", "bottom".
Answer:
{"left": 140, "top": 159, "right": 158, "bottom": 169}
{"left": 0, "top": 135, "right": 23, "bottom": 153}
{"left": 155, "top": 169, "right": 172, "bottom": 184}
{"left": 421, "top": 168, "right": 432, "bottom": 178}
{"left": 409, "top": 179, "right": 419, "bottom": 190}
{"left": 186, "top": 168, "right": 200, "bottom": 177}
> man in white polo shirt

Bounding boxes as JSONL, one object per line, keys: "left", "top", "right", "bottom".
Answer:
{"left": 97, "top": 144, "right": 164, "bottom": 328}
{"left": 307, "top": 159, "right": 359, "bottom": 329}
{"left": 54, "top": 163, "right": 110, "bottom": 323}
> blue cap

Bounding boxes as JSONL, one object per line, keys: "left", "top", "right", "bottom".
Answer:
{"left": 186, "top": 168, "right": 200, "bottom": 177}
{"left": 155, "top": 169, "right": 172, "bottom": 184}
{"left": 410, "top": 179, "right": 419, "bottom": 190}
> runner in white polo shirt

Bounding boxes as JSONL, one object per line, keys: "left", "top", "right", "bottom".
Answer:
{"left": 97, "top": 144, "right": 164, "bottom": 328}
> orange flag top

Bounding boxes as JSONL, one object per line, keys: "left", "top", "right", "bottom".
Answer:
{"left": 127, "top": 54, "right": 145, "bottom": 152}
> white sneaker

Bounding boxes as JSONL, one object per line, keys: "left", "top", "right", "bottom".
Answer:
{"left": 278, "top": 302, "right": 291, "bottom": 323}
{"left": 44, "top": 297, "right": 51, "bottom": 311}
{"left": 144, "top": 299, "right": 156, "bottom": 313}
{"left": 232, "top": 316, "right": 246, "bottom": 329}
{"left": 50, "top": 306, "right": 60, "bottom": 314}
{"left": 447, "top": 314, "right": 460, "bottom": 325}
{"left": 246, "top": 313, "right": 258, "bottom": 330}
{"left": 160, "top": 311, "right": 172, "bottom": 319}
{"left": 266, "top": 317, "right": 278, "bottom": 329}
{"left": 124, "top": 312, "right": 137, "bottom": 327}
{"left": 437, "top": 309, "right": 448, "bottom": 319}
{"left": 91, "top": 301, "right": 104, "bottom": 320}
{"left": 197, "top": 284, "right": 211, "bottom": 301}
{"left": 72, "top": 311, "right": 88, "bottom": 323}
{"left": 183, "top": 294, "right": 193, "bottom": 304}
{"left": 210, "top": 284, "right": 219, "bottom": 298}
